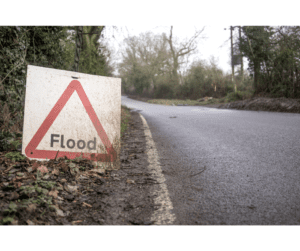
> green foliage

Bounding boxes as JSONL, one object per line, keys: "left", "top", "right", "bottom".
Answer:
{"left": 0, "top": 26, "right": 73, "bottom": 149}
{"left": 35, "top": 179, "right": 56, "bottom": 190}
{"left": 2, "top": 202, "right": 18, "bottom": 224}
{"left": 20, "top": 178, "right": 57, "bottom": 206}
{"left": 0, "top": 131, "right": 13, "bottom": 151}
{"left": 225, "top": 91, "right": 253, "bottom": 102}
{"left": 239, "top": 26, "right": 300, "bottom": 98}
{"left": 24, "top": 26, "right": 69, "bottom": 69}
{"left": 0, "top": 26, "right": 68, "bottom": 96}
{"left": 2, "top": 217, "right": 15, "bottom": 224}
{"left": 183, "top": 61, "right": 213, "bottom": 99}
{"left": 0, "top": 28, "right": 27, "bottom": 137}
{"left": 153, "top": 83, "right": 174, "bottom": 99}
{"left": 79, "top": 166, "right": 86, "bottom": 171}
{"left": 225, "top": 92, "right": 242, "bottom": 102}
{"left": 3, "top": 138, "right": 22, "bottom": 151}
{"left": 77, "top": 26, "right": 114, "bottom": 76}
{"left": 124, "top": 63, "right": 152, "bottom": 95}
{"left": 121, "top": 105, "right": 131, "bottom": 137}
{"left": 10, "top": 140, "right": 21, "bottom": 150}
{"left": 4, "top": 202, "right": 18, "bottom": 213}
{"left": 5, "top": 152, "right": 26, "bottom": 162}
{"left": 176, "top": 59, "right": 236, "bottom": 100}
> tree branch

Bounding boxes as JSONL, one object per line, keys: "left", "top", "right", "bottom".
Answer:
{"left": 166, "top": 26, "right": 176, "bottom": 58}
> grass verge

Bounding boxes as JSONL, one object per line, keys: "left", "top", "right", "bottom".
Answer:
{"left": 147, "top": 98, "right": 227, "bottom": 106}
{"left": 121, "top": 105, "right": 131, "bottom": 137}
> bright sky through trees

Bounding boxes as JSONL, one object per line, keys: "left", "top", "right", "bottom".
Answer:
{"left": 104, "top": 25, "right": 248, "bottom": 75}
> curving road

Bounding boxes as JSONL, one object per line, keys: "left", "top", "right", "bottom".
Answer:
{"left": 121, "top": 96, "right": 300, "bottom": 225}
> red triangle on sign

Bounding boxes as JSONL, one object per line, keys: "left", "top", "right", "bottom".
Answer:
{"left": 25, "top": 80, "right": 117, "bottom": 162}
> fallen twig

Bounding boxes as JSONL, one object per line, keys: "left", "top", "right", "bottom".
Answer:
{"left": 82, "top": 202, "right": 92, "bottom": 208}
{"left": 54, "top": 150, "right": 59, "bottom": 161}
{"left": 189, "top": 167, "right": 206, "bottom": 177}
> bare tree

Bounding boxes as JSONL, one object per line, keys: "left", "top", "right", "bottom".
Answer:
{"left": 165, "top": 26, "right": 205, "bottom": 85}
{"left": 119, "top": 32, "right": 172, "bottom": 93}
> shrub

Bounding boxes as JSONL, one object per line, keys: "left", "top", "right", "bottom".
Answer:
{"left": 226, "top": 90, "right": 253, "bottom": 102}
{"left": 153, "top": 83, "right": 174, "bottom": 99}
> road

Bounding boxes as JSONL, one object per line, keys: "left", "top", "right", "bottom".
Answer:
{"left": 121, "top": 96, "right": 300, "bottom": 225}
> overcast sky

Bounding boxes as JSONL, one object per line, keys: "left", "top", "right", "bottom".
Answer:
{"left": 3, "top": 0, "right": 295, "bottom": 78}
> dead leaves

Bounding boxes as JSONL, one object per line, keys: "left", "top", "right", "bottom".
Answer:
{"left": 26, "top": 204, "right": 37, "bottom": 213}
{"left": 0, "top": 152, "right": 104, "bottom": 225}
{"left": 51, "top": 169, "right": 59, "bottom": 176}
{"left": 26, "top": 220, "right": 35, "bottom": 225}
{"left": 58, "top": 162, "right": 69, "bottom": 173}
{"left": 48, "top": 190, "right": 58, "bottom": 198}
{"left": 72, "top": 220, "right": 83, "bottom": 225}
{"left": 37, "top": 165, "right": 48, "bottom": 173}
{"left": 89, "top": 168, "right": 105, "bottom": 174}
{"left": 126, "top": 179, "right": 135, "bottom": 184}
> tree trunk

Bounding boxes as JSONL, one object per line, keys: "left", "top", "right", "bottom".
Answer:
{"left": 253, "top": 60, "right": 260, "bottom": 93}
{"left": 172, "top": 58, "right": 179, "bottom": 85}
{"left": 296, "top": 68, "right": 299, "bottom": 98}
{"left": 291, "top": 68, "right": 295, "bottom": 98}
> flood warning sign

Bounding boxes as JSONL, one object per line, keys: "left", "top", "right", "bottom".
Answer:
{"left": 22, "top": 65, "right": 121, "bottom": 162}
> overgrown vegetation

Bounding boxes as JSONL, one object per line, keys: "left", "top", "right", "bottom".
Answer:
{"left": 239, "top": 26, "right": 300, "bottom": 98}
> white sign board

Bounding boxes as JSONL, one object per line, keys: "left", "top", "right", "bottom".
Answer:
{"left": 22, "top": 65, "right": 121, "bottom": 162}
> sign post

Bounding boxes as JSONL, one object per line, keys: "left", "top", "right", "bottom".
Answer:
{"left": 22, "top": 65, "right": 121, "bottom": 164}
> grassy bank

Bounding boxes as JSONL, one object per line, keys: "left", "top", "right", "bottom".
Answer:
{"left": 147, "top": 97, "right": 226, "bottom": 106}
{"left": 146, "top": 91, "right": 254, "bottom": 106}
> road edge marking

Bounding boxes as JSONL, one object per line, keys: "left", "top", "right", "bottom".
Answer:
{"left": 139, "top": 113, "right": 176, "bottom": 225}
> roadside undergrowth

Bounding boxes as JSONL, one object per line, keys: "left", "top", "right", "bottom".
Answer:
{"left": 121, "top": 105, "right": 131, "bottom": 137}
{"left": 0, "top": 105, "right": 133, "bottom": 225}
{"left": 147, "top": 98, "right": 226, "bottom": 106}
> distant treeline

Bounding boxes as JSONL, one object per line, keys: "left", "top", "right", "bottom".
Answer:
{"left": 119, "top": 26, "right": 300, "bottom": 100}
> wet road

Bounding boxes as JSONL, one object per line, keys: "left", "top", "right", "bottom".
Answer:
{"left": 121, "top": 96, "right": 300, "bottom": 225}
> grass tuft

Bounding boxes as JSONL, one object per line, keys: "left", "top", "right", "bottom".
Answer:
{"left": 121, "top": 105, "right": 131, "bottom": 137}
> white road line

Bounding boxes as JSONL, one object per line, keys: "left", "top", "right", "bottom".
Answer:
{"left": 139, "top": 113, "right": 176, "bottom": 225}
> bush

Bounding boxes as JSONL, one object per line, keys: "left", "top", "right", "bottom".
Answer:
{"left": 226, "top": 92, "right": 241, "bottom": 102}
{"left": 0, "top": 26, "right": 69, "bottom": 152}
{"left": 153, "top": 83, "right": 174, "bottom": 99}
{"left": 226, "top": 90, "right": 253, "bottom": 102}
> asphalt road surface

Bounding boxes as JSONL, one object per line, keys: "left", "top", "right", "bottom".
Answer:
{"left": 121, "top": 96, "right": 300, "bottom": 225}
